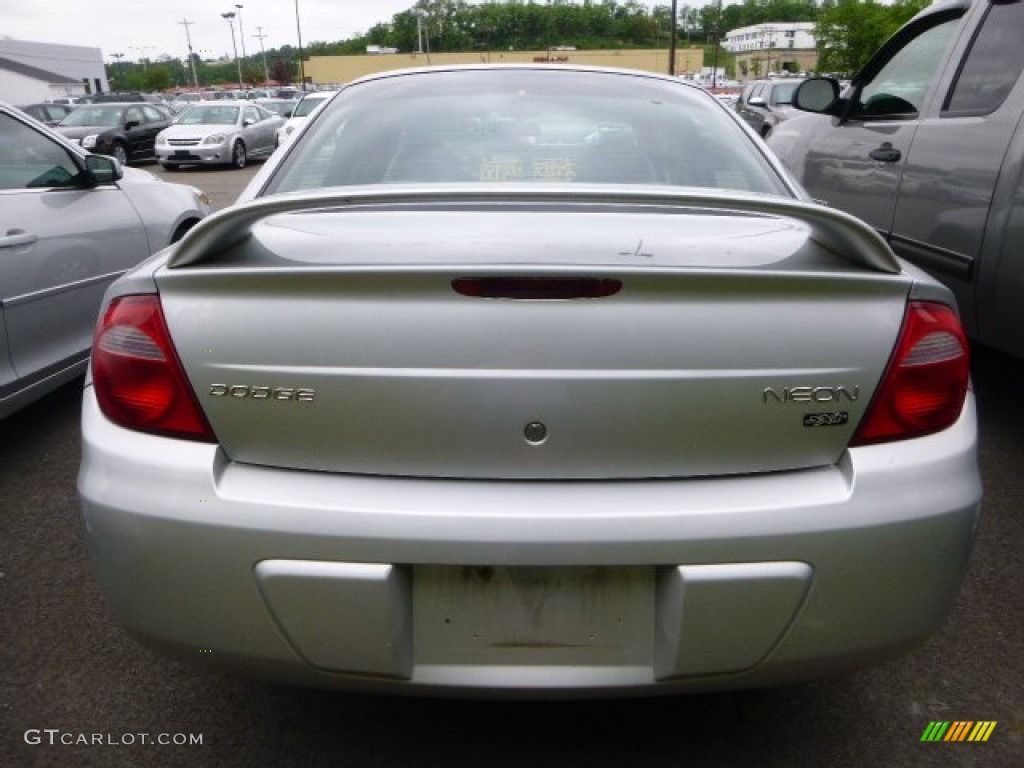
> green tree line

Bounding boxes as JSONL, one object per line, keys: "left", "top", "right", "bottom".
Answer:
{"left": 107, "top": 0, "right": 931, "bottom": 90}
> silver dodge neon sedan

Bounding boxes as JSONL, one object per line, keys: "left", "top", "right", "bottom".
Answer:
{"left": 78, "top": 66, "right": 981, "bottom": 697}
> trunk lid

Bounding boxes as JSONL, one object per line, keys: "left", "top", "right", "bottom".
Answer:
{"left": 155, "top": 202, "right": 910, "bottom": 479}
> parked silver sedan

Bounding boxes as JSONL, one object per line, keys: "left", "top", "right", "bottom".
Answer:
{"left": 734, "top": 78, "right": 805, "bottom": 139}
{"left": 155, "top": 101, "right": 283, "bottom": 170}
{"left": 78, "top": 66, "right": 980, "bottom": 697}
{"left": 0, "top": 102, "right": 210, "bottom": 418}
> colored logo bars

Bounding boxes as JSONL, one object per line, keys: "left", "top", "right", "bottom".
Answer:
{"left": 921, "top": 721, "right": 997, "bottom": 742}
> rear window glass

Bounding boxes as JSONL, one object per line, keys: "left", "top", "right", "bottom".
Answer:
{"left": 944, "top": 2, "right": 1024, "bottom": 115}
{"left": 264, "top": 69, "right": 789, "bottom": 197}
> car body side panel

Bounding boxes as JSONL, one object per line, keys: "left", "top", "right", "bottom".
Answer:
{"left": 0, "top": 103, "right": 210, "bottom": 417}
{"left": 0, "top": 186, "right": 148, "bottom": 384}
{"left": 978, "top": 111, "right": 1024, "bottom": 357}
{"left": 890, "top": 105, "right": 1024, "bottom": 338}
{"left": 243, "top": 111, "right": 274, "bottom": 157}
{"left": 888, "top": 0, "right": 1024, "bottom": 340}
{"left": 0, "top": 304, "right": 13, "bottom": 393}
{"left": 800, "top": 118, "right": 917, "bottom": 234}
{"left": 117, "top": 166, "right": 206, "bottom": 249}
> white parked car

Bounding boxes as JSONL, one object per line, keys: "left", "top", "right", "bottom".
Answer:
{"left": 0, "top": 102, "right": 210, "bottom": 418}
{"left": 275, "top": 91, "right": 337, "bottom": 146}
{"left": 155, "top": 102, "right": 284, "bottom": 170}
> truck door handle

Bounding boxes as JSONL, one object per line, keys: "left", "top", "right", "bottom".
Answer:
{"left": 0, "top": 230, "right": 38, "bottom": 248}
{"left": 869, "top": 143, "right": 902, "bottom": 163}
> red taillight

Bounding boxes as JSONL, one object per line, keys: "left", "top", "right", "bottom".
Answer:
{"left": 92, "top": 294, "right": 216, "bottom": 442}
{"left": 852, "top": 301, "right": 969, "bottom": 445}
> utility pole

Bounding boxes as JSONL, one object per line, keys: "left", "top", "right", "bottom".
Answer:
{"left": 178, "top": 18, "right": 199, "bottom": 88}
{"left": 414, "top": 9, "right": 424, "bottom": 54}
{"left": 711, "top": 0, "right": 723, "bottom": 89}
{"left": 669, "top": 0, "right": 678, "bottom": 76}
{"left": 253, "top": 26, "right": 270, "bottom": 85}
{"left": 295, "top": 0, "right": 306, "bottom": 91}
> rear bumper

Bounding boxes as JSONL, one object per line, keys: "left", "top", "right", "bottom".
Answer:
{"left": 78, "top": 387, "right": 981, "bottom": 696}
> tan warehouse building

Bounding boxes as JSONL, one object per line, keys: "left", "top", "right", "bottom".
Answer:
{"left": 305, "top": 48, "right": 706, "bottom": 86}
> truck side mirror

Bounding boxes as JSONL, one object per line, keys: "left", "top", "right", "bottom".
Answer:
{"left": 793, "top": 78, "right": 841, "bottom": 113}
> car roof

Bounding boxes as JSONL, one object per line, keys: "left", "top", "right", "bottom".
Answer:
{"left": 75, "top": 102, "right": 147, "bottom": 108}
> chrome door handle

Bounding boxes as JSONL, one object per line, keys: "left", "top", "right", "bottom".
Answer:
{"left": 0, "top": 230, "right": 38, "bottom": 248}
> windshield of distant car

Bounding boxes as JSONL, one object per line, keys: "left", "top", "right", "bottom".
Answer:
{"left": 292, "top": 95, "right": 329, "bottom": 118}
{"left": 59, "top": 106, "right": 123, "bottom": 127}
{"left": 265, "top": 69, "right": 789, "bottom": 196}
{"left": 177, "top": 105, "right": 240, "bottom": 125}
{"left": 260, "top": 100, "right": 296, "bottom": 116}
{"left": 770, "top": 82, "right": 801, "bottom": 106}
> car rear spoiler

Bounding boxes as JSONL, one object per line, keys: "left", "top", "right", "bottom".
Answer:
{"left": 166, "top": 185, "right": 900, "bottom": 274}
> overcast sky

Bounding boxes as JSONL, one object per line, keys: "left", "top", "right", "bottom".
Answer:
{"left": 1, "top": 1, "right": 421, "bottom": 62}
{"left": 2, "top": 1, "right": 672, "bottom": 64}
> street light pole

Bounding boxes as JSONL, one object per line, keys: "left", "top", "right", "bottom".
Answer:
{"left": 253, "top": 27, "right": 270, "bottom": 85}
{"left": 131, "top": 46, "right": 152, "bottom": 72}
{"left": 178, "top": 18, "right": 199, "bottom": 89}
{"left": 109, "top": 52, "right": 124, "bottom": 92}
{"left": 221, "top": 11, "right": 243, "bottom": 89}
{"left": 235, "top": 4, "right": 247, "bottom": 59}
{"left": 295, "top": 0, "right": 306, "bottom": 91}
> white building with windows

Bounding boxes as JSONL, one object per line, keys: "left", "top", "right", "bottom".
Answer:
{"left": 722, "top": 22, "right": 818, "bottom": 80}
{"left": 0, "top": 39, "right": 108, "bottom": 102}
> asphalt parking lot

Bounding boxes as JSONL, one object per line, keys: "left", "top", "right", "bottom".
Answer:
{"left": 1, "top": 162, "right": 1021, "bottom": 768}
{"left": 152, "top": 161, "right": 264, "bottom": 211}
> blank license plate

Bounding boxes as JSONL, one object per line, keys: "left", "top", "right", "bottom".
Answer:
{"left": 412, "top": 565, "right": 654, "bottom": 668}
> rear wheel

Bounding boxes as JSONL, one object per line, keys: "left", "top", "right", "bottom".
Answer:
{"left": 231, "top": 141, "right": 247, "bottom": 169}
{"left": 112, "top": 142, "right": 129, "bottom": 166}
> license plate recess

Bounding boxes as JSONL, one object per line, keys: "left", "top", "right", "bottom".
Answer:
{"left": 413, "top": 565, "right": 654, "bottom": 668}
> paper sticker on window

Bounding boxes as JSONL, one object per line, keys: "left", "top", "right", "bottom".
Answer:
{"left": 480, "top": 155, "right": 524, "bottom": 181}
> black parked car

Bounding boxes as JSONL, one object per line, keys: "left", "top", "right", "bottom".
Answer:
{"left": 54, "top": 102, "right": 171, "bottom": 165}
{"left": 16, "top": 102, "right": 75, "bottom": 127}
